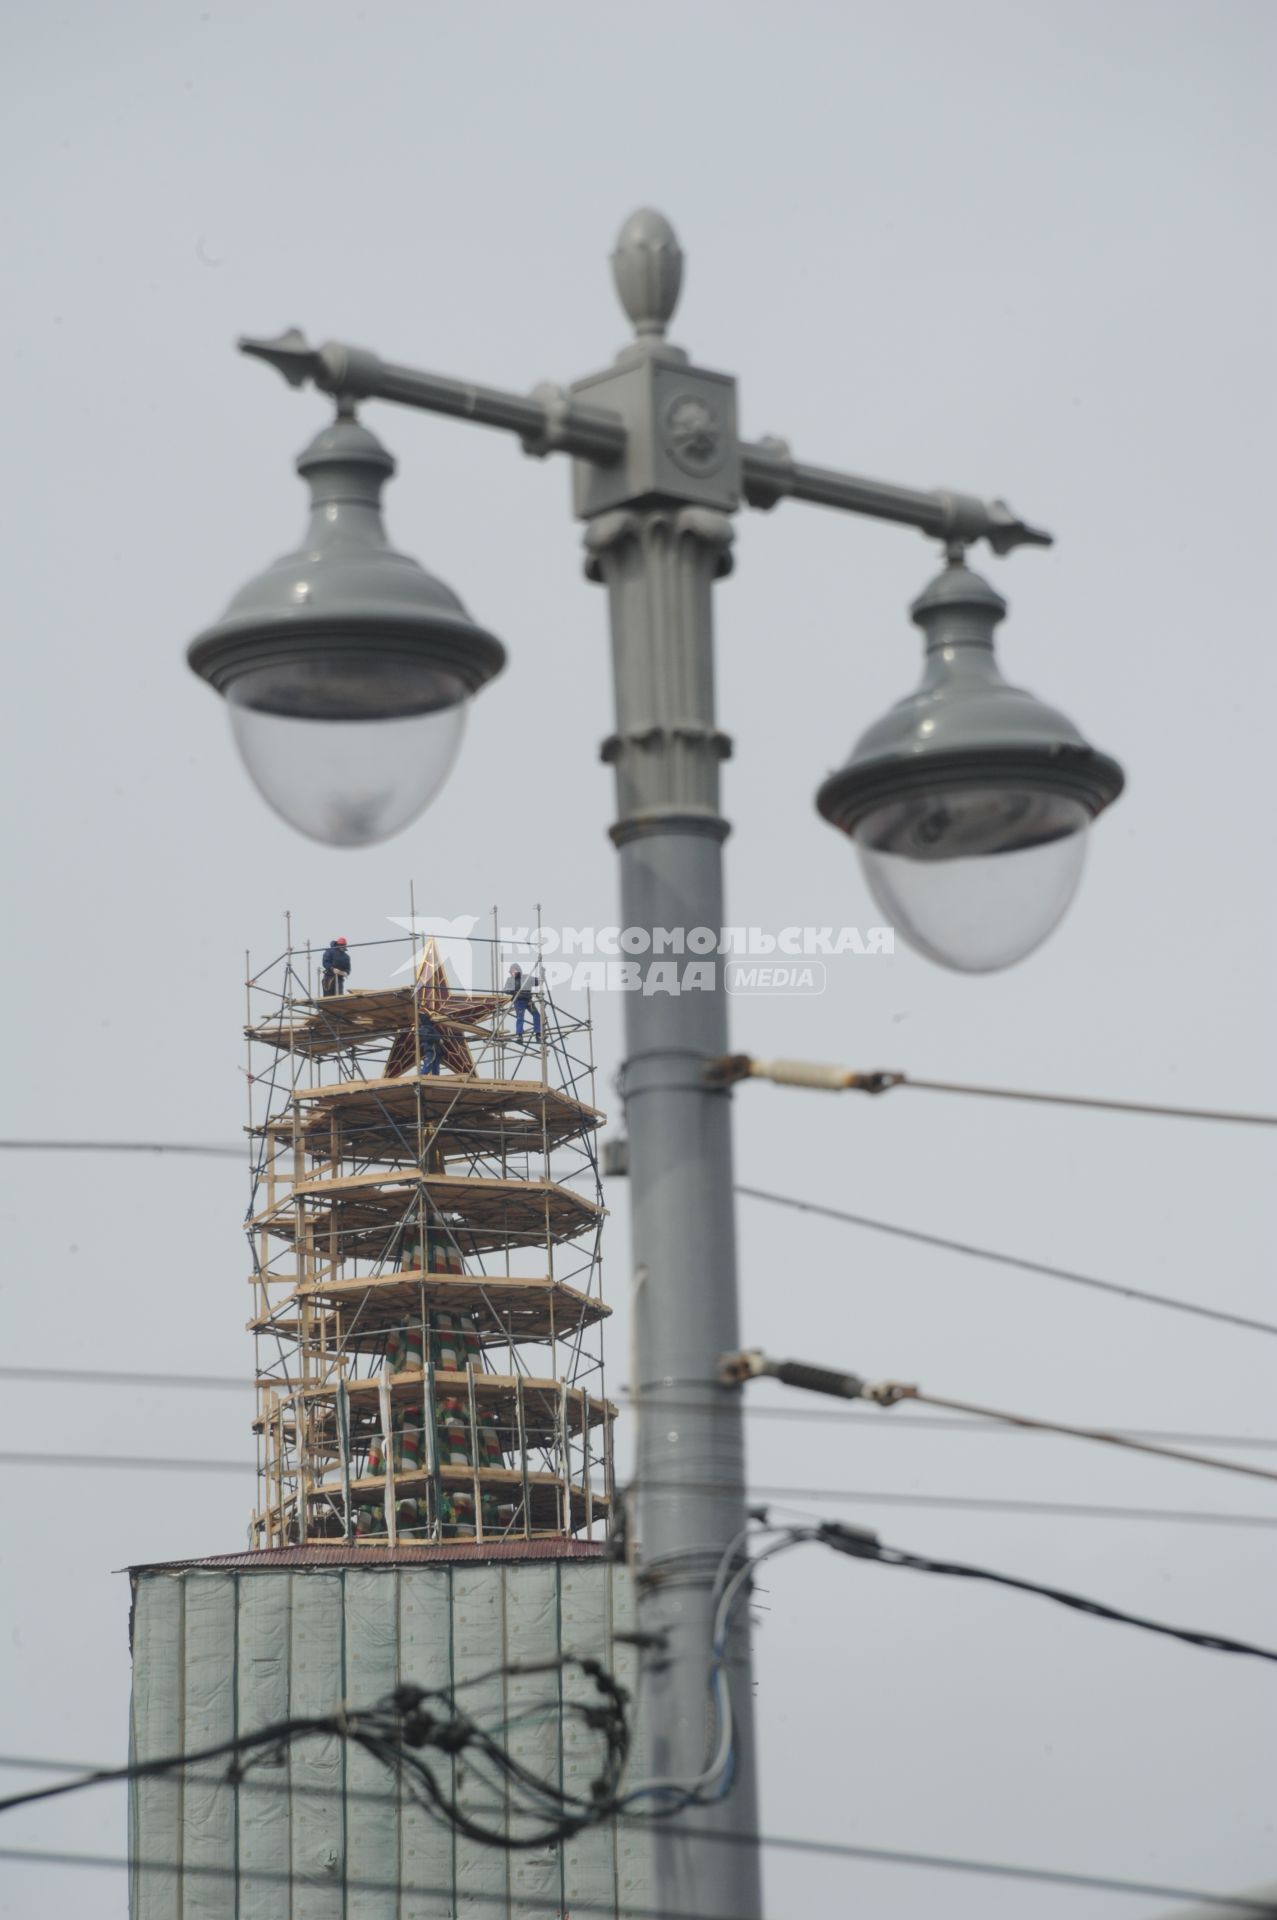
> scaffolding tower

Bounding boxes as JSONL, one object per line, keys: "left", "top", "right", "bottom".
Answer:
{"left": 243, "top": 924, "right": 614, "bottom": 1551}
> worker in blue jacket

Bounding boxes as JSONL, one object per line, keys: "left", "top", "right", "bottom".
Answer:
{"left": 417, "top": 1011, "right": 444, "bottom": 1075}
{"left": 321, "top": 938, "right": 351, "bottom": 996}
{"left": 505, "top": 964, "right": 542, "bottom": 1042}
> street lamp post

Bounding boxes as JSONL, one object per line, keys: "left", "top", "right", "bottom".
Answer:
{"left": 189, "top": 208, "right": 1124, "bottom": 1918}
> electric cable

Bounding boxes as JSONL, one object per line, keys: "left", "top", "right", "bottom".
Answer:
{"left": 616, "top": 1521, "right": 797, "bottom": 1814}
{"left": 0, "top": 1846, "right": 759, "bottom": 1920}
{"left": 3, "top": 1136, "right": 1268, "bottom": 1339}
{"left": 713, "top": 1054, "right": 1277, "bottom": 1128}
{"left": 0, "top": 1450, "right": 250, "bottom": 1475}
{"left": 8, "top": 1841, "right": 1276, "bottom": 1915}
{"left": 721, "top": 1518, "right": 1277, "bottom": 1666}
{"left": 736, "top": 1183, "right": 1277, "bottom": 1338}
{"left": 6, "top": 1362, "right": 1275, "bottom": 1456}
{"left": 899, "top": 1072, "right": 1276, "bottom": 1129}
{"left": 813, "top": 1520, "right": 1277, "bottom": 1665}
{"left": 634, "top": 1396, "right": 1277, "bottom": 1450}
{"left": 721, "top": 1351, "right": 1277, "bottom": 1486}
{"left": 0, "top": 1363, "right": 252, "bottom": 1393}
{"left": 892, "top": 1386, "right": 1277, "bottom": 1484}
{"left": 0, "top": 1656, "right": 629, "bottom": 1850}
{"left": 4, "top": 1445, "right": 1272, "bottom": 1529}
{"left": 5, "top": 1752, "right": 1277, "bottom": 1915}
{"left": 5, "top": 1726, "right": 1277, "bottom": 1913}
{"left": 615, "top": 1512, "right": 1277, "bottom": 1869}
{"left": 7, "top": 1094, "right": 1272, "bottom": 1896}
{"left": 651, "top": 1479, "right": 1277, "bottom": 1530}
{"left": 0, "top": 1139, "right": 242, "bottom": 1157}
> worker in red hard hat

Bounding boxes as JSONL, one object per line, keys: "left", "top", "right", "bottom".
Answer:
{"left": 321, "top": 937, "right": 351, "bottom": 997}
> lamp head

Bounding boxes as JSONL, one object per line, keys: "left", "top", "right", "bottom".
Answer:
{"left": 817, "top": 555, "right": 1124, "bottom": 971}
{"left": 188, "top": 408, "right": 504, "bottom": 845}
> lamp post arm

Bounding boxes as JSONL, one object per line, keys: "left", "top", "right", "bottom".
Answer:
{"left": 239, "top": 331, "right": 1052, "bottom": 553}
{"left": 741, "top": 436, "right": 1053, "bottom": 552}
{"left": 238, "top": 329, "right": 627, "bottom": 465}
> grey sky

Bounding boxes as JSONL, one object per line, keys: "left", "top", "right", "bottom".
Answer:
{"left": 2, "top": 0, "right": 1274, "bottom": 1913}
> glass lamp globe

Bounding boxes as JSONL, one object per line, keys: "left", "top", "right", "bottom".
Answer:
{"left": 189, "top": 408, "right": 504, "bottom": 846}
{"left": 817, "top": 558, "right": 1124, "bottom": 973}
{"left": 225, "top": 664, "right": 468, "bottom": 848}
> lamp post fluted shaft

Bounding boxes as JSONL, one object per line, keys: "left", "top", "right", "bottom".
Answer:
{"left": 585, "top": 502, "right": 761, "bottom": 1912}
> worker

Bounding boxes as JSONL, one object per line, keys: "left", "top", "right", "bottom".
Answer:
{"left": 417, "top": 1009, "right": 444, "bottom": 1075}
{"left": 321, "top": 937, "right": 351, "bottom": 997}
{"left": 505, "top": 963, "right": 542, "bottom": 1043}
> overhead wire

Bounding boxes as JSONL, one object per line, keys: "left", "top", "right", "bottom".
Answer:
{"left": 6, "top": 1736, "right": 1277, "bottom": 1912}
{"left": 0, "top": 1139, "right": 242, "bottom": 1157}
{"left": 604, "top": 1512, "right": 1277, "bottom": 1871}
{"left": 8, "top": 1001, "right": 1267, "bottom": 1881}
{"left": 5, "top": 1362, "right": 1276, "bottom": 1455}
{"left": 4, "top": 1497, "right": 1276, "bottom": 1892}
{"left": 6, "top": 1824, "right": 1277, "bottom": 1912}
{"left": 721, "top": 1353, "right": 1277, "bottom": 1485}
{"left": 713, "top": 1518, "right": 1277, "bottom": 1668}
{"left": 1, "top": 1135, "right": 1269, "bottom": 1339}
{"left": 0, "top": 1363, "right": 251, "bottom": 1393}
{"left": 892, "top": 1385, "right": 1277, "bottom": 1485}
{"left": 635, "top": 1396, "right": 1277, "bottom": 1451}
{"left": 896, "top": 1072, "right": 1277, "bottom": 1129}
{"left": 8, "top": 1143, "right": 1273, "bottom": 1709}
{"left": 812, "top": 1519, "right": 1277, "bottom": 1665}
{"left": 0, "top": 1450, "right": 250, "bottom": 1475}
{"left": 714, "top": 1055, "right": 1277, "bottom": 1128}
{"left": 0, "top": 1656, "right": 630, "bottom": 1849}
{"left": 3, "top": 1446, "right": 1274, "bottom": 1529}
{"left": 735, "top": 1183, "right": 1277, "bottom": 1338}
{"left": 660, "top": 1480, "right": 1277, "bottom": 1530}
{"left": 10, "top": 1528, "right": 1270, "bottom": 1850}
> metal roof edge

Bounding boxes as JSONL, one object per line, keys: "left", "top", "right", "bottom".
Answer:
{"left": 127, "top": 1537, "right": 614, "bottom": 1574}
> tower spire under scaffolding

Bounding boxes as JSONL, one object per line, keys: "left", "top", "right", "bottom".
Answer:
{"left": 244, "top": 921, "right": 614, "bottom": 1551}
